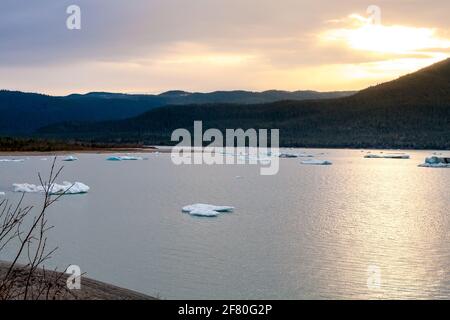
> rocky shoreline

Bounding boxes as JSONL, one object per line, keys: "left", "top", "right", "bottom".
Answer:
{"left": 0, "top": 261, "right": 156, "bottom": 300}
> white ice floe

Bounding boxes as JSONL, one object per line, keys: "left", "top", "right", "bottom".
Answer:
{"left": 188, "top": 208, "right": 220, "bottom": 217}
{"left": 62, "top": 156, "right": 78, "bottom": 161}
{"left": 0, "top": 192, "right": 5, "bottom": 196}
{"left": 0, "top": 159, "right": 25, "bottom": 162}
{"left": 364, "top": 153, "right": 410, "bottom": 159}
{"left": 418, "top": 156, "right": 450, "bottom": 168}
{"left": 182, "top": 203, "right": 234, "bottom": 217}
{"left": 279, "top": 153, "right": 299, "bottom": 158}
{"left": 275, "top": 152, "right": 314, "bottom": 158}
{"left": 13, "top": 182, "right": 90, "bottom": 195}
{"left": 106, "top": 156, "right": 144, "bottom": 161}
{"left": 301, "top": 159, "right": 332, "bottom": 165}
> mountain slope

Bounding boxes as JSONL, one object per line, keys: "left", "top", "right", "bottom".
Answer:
{"left": 0, "top": 91, "right": 160, "bottom": 134}
{"left": 0, "top": 89, "right": 354, "bottom": 134}
{"left": 38, "top": 58, "right": 450, "bottom": 149}
{"left": 352, "top": 57, "right": 450, "bottom": 104}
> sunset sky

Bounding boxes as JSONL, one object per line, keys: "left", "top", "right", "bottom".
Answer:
{"left": 1, "top": 0, "right": 449, "bottom": 95}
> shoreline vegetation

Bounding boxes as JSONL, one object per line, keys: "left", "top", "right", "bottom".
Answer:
{"left": 0, "top": 137, "right": 448, "bottom": 154}
{"left": 0, "top": 137, "right": 158, "bottom": 153}
{"left": 0, "top": 158, "right": 156, "bottom": 300}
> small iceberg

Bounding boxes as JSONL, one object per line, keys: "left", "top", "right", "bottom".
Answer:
{"left": 0, "top": 192, "right": 5, "bottom": 196}
{"left": 106, "top": 156, "right": 144, "bottom": 161}
{"left": 13, "top": 182, "right": 90, "bottom": 195}
{"left": 418, "top": 156, "right": 450, "bottom": 168}
{"left": 364, "top": 153, "right": 410, "bottom": 159}
{"left": 0, "top": 159, "right": 25, "bottom": 162}
{"left": 279, "top": 153, "right": 299, "bottom": 158}
{"left": 62, "top": 156, "right": 78, "bottom": 162}
{"left": 182, "top": 203, "right": 234, "bottom": 217}
{"left": 301, "top": 159, "right": 332, "bottom": 165}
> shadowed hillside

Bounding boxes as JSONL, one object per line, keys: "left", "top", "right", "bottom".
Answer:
{"left": 0, "top": 89, "right": 353, "bottom": 134}
{"left": 37, "top": 58, "right": 450, "bottom": 149}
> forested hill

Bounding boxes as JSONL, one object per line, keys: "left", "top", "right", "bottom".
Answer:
{"left": 37, "top": 58, "right": 450, "bottom": 149}
{"left": 0, "top": 89, "right": 354, "bottom": 134}
{"left": 352, "top": 57, "right": 450, "bottom": 103}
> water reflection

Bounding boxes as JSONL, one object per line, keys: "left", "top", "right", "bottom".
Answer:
{"left": 0, "top": 149, "right": 449, "bottom": 299}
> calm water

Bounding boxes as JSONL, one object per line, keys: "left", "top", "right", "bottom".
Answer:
{"left": 1, "top": 149, "right": 449, "bottom": 299}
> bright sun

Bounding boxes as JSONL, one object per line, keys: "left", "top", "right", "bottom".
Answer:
{"left": 321, "top": 14, "right": 450, "bottom": 55}
{"left": 315, "top": 13, "right": 450, "bottom": 87}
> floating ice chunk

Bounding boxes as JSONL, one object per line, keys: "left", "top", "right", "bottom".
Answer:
{"left": 0, "top": 192, "right": 5, "bottom": 196}
{"left": 301, "top": 159, "right": 332, "bottom": 165}
{"left": 279, "top": 153, "right": 299, "bottom": 158}
{"left": 106, "top": 156, "right": 143, "bottom": 161}
{"left": 118, "top": 156, "right": 143, "bottom": 161}
{"left": 419, "top": 163, "right": 450, "bottom": 168}
{"left": 13, "top": 182, "right": 89, "bottom": 195}
{"left": 418, "top": 156, "right": 450, "bottom": 168}
{"left": 364, "top": 153, "right": 410, "bottom": 159}
{"left": 0, "top": 159, "right": 25, "bottom": 162}
{"left": 425, "top": 156, "right": 440, "bottom": 164}
{"left": 364, "top": 154, "right": 380, "bottom": 158}
{"left": 62, "top": 156, "right": 78, "bottom": 161}
{"left": 182, "top": 203, "right": 234, "bottom": 213}
{"left": 182, "top": 203, "right": 234, "bottom": 217}
{"left": 188, "top": 209, "right": 220, "bottom": 217}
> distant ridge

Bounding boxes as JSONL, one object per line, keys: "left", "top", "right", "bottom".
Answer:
{"left": 0, "top": 89, "right": 355, "bottom": 134}
{"left": 38, "top": 58, "right": 450, "bottom": 149}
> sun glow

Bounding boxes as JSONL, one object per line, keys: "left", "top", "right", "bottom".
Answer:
{"left": 321, "top": 14, "right": 450, "bottom": 55}
{"left": 315, "top": 14, "right": 450, "bottom": 87}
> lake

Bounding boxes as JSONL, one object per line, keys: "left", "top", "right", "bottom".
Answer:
{"left": 1, "top": 148, "right": 449, "bottom": 299}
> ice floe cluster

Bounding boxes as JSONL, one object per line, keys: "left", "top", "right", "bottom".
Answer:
{"left": 418, "top": 156, "right": 450, "bottom": 168}
{"left": 182, "top": 203, "right": 234, "bottom": 217}
{"left": 13, "top": 182, "right": 90, "bottom": 195}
